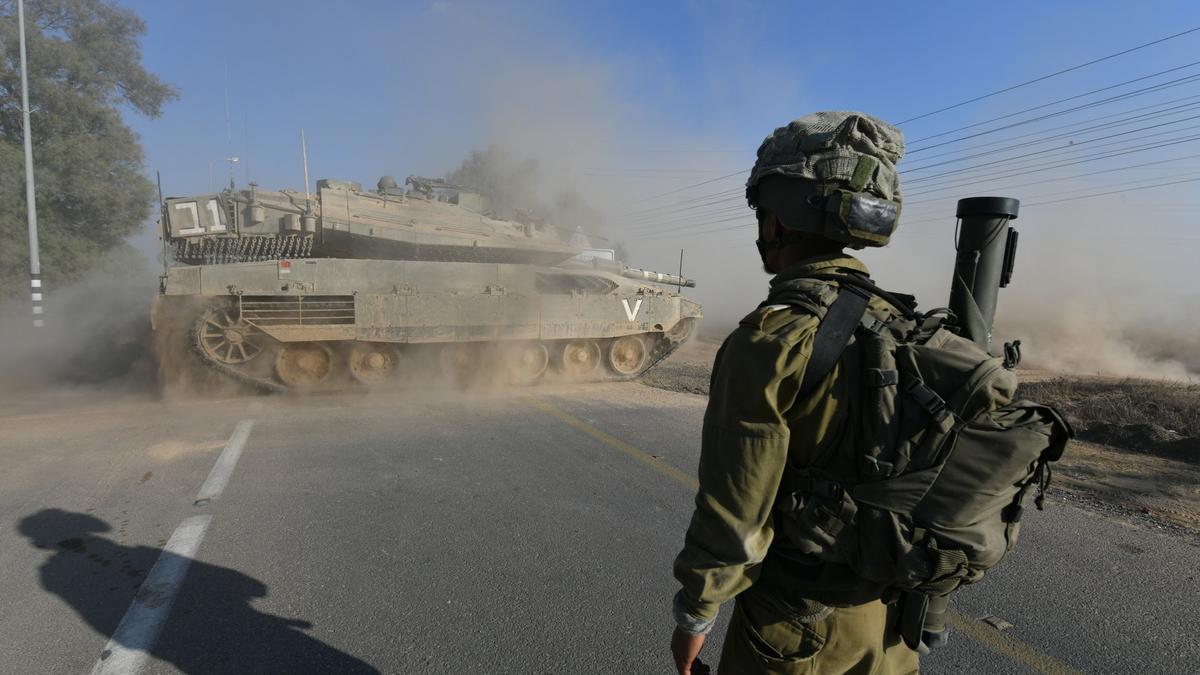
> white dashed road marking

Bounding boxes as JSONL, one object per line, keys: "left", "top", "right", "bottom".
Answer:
{"left": 90, "top": 418, "right": 256, "bottom": 673}
{"left": 194, "top": 419, "right": 255, "bottom": 505}
{"left": 90, "top": 515, "right": 212, "bottom": 675}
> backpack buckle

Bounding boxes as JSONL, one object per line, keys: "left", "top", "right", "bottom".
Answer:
{"left": 868, "top": 368, "right": 899, "bottom": 387}
{"left": 905, "top": 379, "right": 950, "bottom": 422}
{"left": 795, "top": 475, "right": 843, "bottom": 500}
{"left": 863, "top": 455, "right": 895, "bottom": 478}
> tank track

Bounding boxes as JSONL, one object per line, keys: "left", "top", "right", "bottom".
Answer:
{"left": 178, "top": 299, "right": 698, "bottom": 394}
{"left": 634, "top": 317, "right": 696, "bottom": 379}
{"left": 188, "top": 318, "right": 290, "bottom": 394}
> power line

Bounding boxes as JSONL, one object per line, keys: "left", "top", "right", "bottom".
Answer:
{"left": 905, "top": 121, "right": 1200, "bottom": 189}
{"left": 615, "top": 58, "right": 1200, "bottom": 234}
{"left": 636, "top": 163, "right": 1200, "bottom": 242}
{"left": 637, "top": 214, "right": 754, "bottom": 241}
{"left": 906, "top": 92, "right": 1200, "bottom": 164}
{"left": 902, "top": 152, "right": 1200, "bottom": 208}
{"left": 617, "top": 67, "right": 1200, "bottom": 223}
{"left": 894, "top": 175, "right": 1200, "bottom": 228}
{"left": 1024, "top": 174, "right": 1200, "bottom": 207}
{"left": 907, "top": 62, "right": 1200, "bottom": 150}
{"left": 621, "top": 128, "right": 1200, "bottom": 234}
{"left": 905, "top": 114, "right": 1200, "bottom": 184}
{"left": 902, "top": 100, "right": 1200, "bottom": 173}
{"left": 628, "top": 204, "right": 746, "bottom": 232}
{"left": 620, "top": 169, "right": 745, "bottom": 207}
{"left": 623, "top": 189, "right": 743, "bottom": 225}
{"left": 903, "top": 131, "right": 1200, "bottom": 196}
{"left": 895, "top": 26, "right": 1200, "bottom": 125}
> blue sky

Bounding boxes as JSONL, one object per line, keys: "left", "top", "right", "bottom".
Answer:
{"left": 121, "top": 1, "right": 1200, "bottom": 187}
{"left": 125, "top": 1, "right": 1200, "bottom": 194}
{"left": 114, "top": 0, "right": 1200, "bottom": 366}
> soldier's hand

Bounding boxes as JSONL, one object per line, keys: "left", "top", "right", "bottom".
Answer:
{"left": 671, "top": 627, "right": 710, "bottom": 674}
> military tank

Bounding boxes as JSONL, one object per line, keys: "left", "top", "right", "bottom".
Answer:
{"left": 152, "top": 175, "right": 701, "bottom": 392}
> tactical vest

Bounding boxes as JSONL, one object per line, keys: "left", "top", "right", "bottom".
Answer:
{"left": 768, "top": 273, "right": 1073, "bottom": 651}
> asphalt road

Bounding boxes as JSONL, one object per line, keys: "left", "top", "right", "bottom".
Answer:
{"left": 0, "top": 382, "right": 1196, "bottom": 674}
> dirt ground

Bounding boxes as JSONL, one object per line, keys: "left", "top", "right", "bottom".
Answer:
{"left": 646, "top": 336, "right": 1200, "bottom": 533}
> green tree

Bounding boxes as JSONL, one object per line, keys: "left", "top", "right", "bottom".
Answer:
{"left": 0, "top": 0, "right": 176, "bottom": 297}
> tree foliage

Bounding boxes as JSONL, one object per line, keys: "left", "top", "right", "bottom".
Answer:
{"left": 0, "top": 0, "right": 176, "bottom": 297}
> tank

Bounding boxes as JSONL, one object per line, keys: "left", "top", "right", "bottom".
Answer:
{"left": 152, "top": 175, "right": 702, "bottom": 392}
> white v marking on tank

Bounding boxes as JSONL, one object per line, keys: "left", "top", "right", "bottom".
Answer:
{"left": 621, "top": 298, "right": 643, "bottom": 322}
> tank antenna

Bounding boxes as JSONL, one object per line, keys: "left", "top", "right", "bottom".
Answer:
{"left": 224, "top": 62, "right": 235, "bottom": 190}
{"left": 301, "top": 128, "right": 312, "bottom": 210}
{"left": 677, "top": 248, "right": 685, "bottom": 293}
{"left": 157, "top": 170, "right": 168, "bottom": 277}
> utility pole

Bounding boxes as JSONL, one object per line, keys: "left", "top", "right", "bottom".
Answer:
{"left": 16, "top": 0, "right": 43, "bottom": 328}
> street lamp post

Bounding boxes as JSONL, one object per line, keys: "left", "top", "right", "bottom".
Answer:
{"left": 16, "top": 0, "right": 42, "bottom": 328}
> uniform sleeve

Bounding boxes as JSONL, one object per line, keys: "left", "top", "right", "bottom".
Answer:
{"left": 672, "top": 312, "right": 817, "bottom": 633}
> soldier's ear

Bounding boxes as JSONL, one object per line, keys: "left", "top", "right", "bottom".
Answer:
{"left": 768, "top": 210, "right": 786, "bottom": 238}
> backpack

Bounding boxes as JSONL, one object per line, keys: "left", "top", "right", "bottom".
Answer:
{"left": 769, "top": 272, "right": 1073, "bottom": 651}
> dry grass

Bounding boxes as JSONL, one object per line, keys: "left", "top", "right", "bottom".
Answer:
{"left": 1019, "top": 378, "right": 1200, "bottom": 438}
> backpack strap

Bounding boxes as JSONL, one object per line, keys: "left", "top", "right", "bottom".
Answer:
{"left": 802, "top": 273, "right": 919, "bottom": 320}
{"left": 797, "top": 283, "right": 871, "bottom": 398}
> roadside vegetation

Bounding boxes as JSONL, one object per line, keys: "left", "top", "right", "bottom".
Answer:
{"left": 1019, "top": 378, "right": 1200, "bottom": 465}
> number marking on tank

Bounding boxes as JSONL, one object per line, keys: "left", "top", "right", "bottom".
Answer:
{"left": 173, "top": 199, "right": 226, "bottom": 235}
{"left": 174, "top": 201, "right": 204, "bottom": 235}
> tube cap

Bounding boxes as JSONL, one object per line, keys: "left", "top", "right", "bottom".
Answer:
{"left": 956, "top": 196, "right": 1019, "bottom": 220}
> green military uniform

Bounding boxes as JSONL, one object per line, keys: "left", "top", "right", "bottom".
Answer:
{"left": 673, "top": 253, "right": 918, "bottom": 675}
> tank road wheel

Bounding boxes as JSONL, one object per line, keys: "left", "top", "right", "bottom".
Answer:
{"left": 349, "top": 342, "right": 398, "bottom": 385}
{"left": 439, "top": 344, "right": 480, "bottom": 383}
{"left": 196, "top": 307, "right": 265, "bottom": 364}
{"left": 508, "top": 342, "right": 550, "bottom": 385}
{"left": 561, "top": 339, "right": 601, "bottom": 379}
{"left": 275, "top": 343, "right": 334, "bottom": 389}
{"left": 607, "top": 335, "right": 648, "bottom": 376}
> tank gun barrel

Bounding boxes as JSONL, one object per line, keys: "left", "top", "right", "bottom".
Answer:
{"left": 621, "top": 266, "right": 696, "bottom": 288}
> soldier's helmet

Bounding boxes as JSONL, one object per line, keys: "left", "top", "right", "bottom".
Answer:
{"left": 747, "top": 111, "right": 905, "bottom": 248}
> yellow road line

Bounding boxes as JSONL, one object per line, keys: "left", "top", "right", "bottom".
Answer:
{"left": 948, "top": 610, "right": 1083, "bottom": 675}
{"left": 532, "top": 396, "right": 1082, "bottom": 675}
{"left": 527, "top": 398, "right": 698, "bottom": 491}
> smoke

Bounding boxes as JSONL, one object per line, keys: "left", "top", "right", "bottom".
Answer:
{"left": 10, "top": 1, "right": 1194, "bottom": 396}
{"left": 387, "top": 4, "right": 1200, "bottom": 381}
{"left": 394, "top": 2, "right": 766, "bottom": 330}
{"left": 990, "top": 201, "right": 1200, "bottom": 380}
{"left": 0, "top": 272, "right": 160, "bottom": 394}
{"left": 444, "top": 144, "right": 607, "bottom": 241}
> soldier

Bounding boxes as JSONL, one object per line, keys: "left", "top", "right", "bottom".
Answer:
{"left": 671, "top": 112, "right": 919, "bottom": 674}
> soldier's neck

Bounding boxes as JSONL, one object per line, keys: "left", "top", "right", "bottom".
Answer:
{"left": 776, "top": 242, "right": 846, "bottom": 270}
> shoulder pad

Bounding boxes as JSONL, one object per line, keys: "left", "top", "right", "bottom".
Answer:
{"left": 738, "top": 303, "right": 818, "bottom": 338}
{"left": 766, "top": 279, "right": 838, "bottom": 316}
{"left": 739, "top": 304, "right": 792, "bottom": 330}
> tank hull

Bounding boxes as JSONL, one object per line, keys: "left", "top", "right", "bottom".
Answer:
{"left": 154, "top": 258, "right": 702, "bottom": 392}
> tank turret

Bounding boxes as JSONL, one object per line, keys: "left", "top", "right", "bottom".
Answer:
{"left": 163, "top": 178, "right": 579, "bottom": 266}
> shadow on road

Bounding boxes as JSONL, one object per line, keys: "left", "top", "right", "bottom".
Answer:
{"left": 18, "top": 508, "right": 378, "bottom": 674}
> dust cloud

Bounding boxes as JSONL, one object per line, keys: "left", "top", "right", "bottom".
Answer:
{"left": 990, "top": 201, "right": 1199, "bottom": 380}
{"left": 0, "top": 274, "right": 160, "bottom": 395}
{"left": 5, "top": 4, "right": 1195, "bottom": 396}
{"left": 404, "top": 6, "right": 1197, "bottom": 381}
